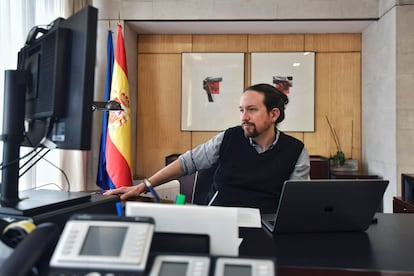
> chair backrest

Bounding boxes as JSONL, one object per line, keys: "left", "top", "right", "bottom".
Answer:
{"left": 178, "top": 174, "right": 196, "bottom": 203}
{"left": 191, "top": 165, "right": 217, "bottom": 205}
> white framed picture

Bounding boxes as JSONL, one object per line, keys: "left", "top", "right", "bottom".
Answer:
{"left": 251, "top": 52, "right": 315, "bottom": 132}
{"left": 181, "top": 53, "right": 245, "bottom": 131}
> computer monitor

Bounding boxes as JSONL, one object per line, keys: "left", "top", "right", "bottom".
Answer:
{"left": 18, "top": 6, "right": 97, "bottom": 150}
{"left": 0, "top": 6, "right": 98, "bottom": 215}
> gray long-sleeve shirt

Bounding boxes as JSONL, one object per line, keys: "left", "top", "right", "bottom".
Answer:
{"left": 179, "top": 128, "right": 310, "bottom": 179}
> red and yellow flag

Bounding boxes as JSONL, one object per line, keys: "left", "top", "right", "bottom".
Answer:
{"left": 105, "top": 24, "right": 132, "bottom": 188}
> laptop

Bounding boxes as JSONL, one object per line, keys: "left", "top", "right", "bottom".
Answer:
{"left": 261, "top": 179, "right": 389, "bottom": 234}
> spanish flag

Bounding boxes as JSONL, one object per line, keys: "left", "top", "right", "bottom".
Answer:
{"left": 105, "top": 24, "right": 133, "bottom": 188}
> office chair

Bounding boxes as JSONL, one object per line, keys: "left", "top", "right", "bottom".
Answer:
{"left": 178, "top": 174, "right": 196, "bottom": 203}
{"left": 191, "top": 165, "right": 217, "bottom": 205}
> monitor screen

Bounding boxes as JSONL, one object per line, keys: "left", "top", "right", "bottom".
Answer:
{"left": 80, "top": 226, "right": 127, "bottom": 256}
{"left": 223, "top": 264, "right": 252, "bottom": 276}
{"left": 159, "top": 262, "right": 188, "bottom": 276}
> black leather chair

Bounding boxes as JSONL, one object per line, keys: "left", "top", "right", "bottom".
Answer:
{"left": 178, "top": 174, "right": 196, "bottom": 203}
{"left": 191, "top": 165, "right": 217, "bottom": 205}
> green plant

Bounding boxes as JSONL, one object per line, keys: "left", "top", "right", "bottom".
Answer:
{"left": 332, "top": 150, "right": 346, "bottom": 166}
{"left": 326, "top": 116, "right": 346, "bottom": 166}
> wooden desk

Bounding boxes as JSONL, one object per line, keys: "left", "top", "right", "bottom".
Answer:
{"left": 239, "top": 213, "right": 414, "bottom": 275}
{"left": 330, "top": 171, "right": 380, "bottom": 179}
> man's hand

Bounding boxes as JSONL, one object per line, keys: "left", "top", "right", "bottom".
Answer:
{"left": 103, "top": 182, "right": 146, "bottom": 201}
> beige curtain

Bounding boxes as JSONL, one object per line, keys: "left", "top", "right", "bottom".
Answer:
{"left": 57, "top": 0, "right": 93, "bottom": 192}
{"left": 60, "top": 0, "right": 91, "bottom": 18}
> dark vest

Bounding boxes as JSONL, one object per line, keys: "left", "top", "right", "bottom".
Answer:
{"left": 210, "top": 126, "right": 304, "bottom": 213}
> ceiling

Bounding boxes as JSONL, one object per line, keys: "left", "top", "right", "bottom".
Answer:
{"left": 127, "top": 20, "right": 375, "bottom": 34}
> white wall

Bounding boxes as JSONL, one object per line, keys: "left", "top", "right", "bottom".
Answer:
{"left": 93, "top": 0, "right": 379, "bottom": 20}
{"left": 362, "top": 2, "right": 414, "bottom": 213}
{"left": 362, "top": 7, "right": 397, "bottom": 213}
{"left": 396, "top": 4, "right": 414, "bottom": 199}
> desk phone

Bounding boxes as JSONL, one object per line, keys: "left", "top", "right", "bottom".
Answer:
{"left": 149, "top": 255, "right": 276, "bottom": 276}
{"left": 214, "top": 257, "right": 275, "bottom": 276}
{"left": 49, "top": 214, "right": 154, "bottom": 275}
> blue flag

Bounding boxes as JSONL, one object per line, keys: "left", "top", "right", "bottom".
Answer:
{"left": 96, "top": 30, "right": 115, "bottom": 190}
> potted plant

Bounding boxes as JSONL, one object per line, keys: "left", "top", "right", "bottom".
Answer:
{"left": 326, "top": 116, "right": 346, "bottom": 166}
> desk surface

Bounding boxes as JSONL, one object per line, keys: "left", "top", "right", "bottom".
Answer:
{"left": 239, "top": 213, "right": 414, "bottom": 275}
{"left": 330, "top": 171, "right": 380, "bottom": 179}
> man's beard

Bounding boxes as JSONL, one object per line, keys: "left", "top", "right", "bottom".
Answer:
{"left": 242, "top": 122, "right": 259, "bottom": 138}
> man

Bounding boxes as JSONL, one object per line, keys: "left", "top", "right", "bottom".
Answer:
{"left": 104, "top": 83, "right": 309, "bottom": 213}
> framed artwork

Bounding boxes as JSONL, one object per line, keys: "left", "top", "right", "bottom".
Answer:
{"left": 251, "top": 52, "right": 315, "bottom": 132}
{"left": 181, "top": 53, "right": 245, "bottom": 131}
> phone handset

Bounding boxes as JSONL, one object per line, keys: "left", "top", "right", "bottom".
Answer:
{"left": 0, "top": 222, "right": 60, "bottom": 276}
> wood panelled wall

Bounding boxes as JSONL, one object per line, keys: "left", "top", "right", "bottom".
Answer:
{"left": 136, "top": 34, "right": 361, "bottom": 178}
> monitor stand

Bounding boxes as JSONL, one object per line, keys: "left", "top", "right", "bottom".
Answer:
{"left": 0, "top": 71, "right": 118, "bottom": 228}
{"left": 0, "top": 70, "right": 92, "bottom": 218}
{"left": 0, "top": 189, "right": 92, "bottom": 217}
